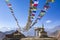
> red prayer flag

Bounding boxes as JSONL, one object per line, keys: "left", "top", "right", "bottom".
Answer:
{"left": 8, "top": 3, "right": 11, "bottom": 6}
{"left": 33, "top": 4, "right": 38, "bottom": 7}
{"left": 32, "top": 13, "right": 35, "bottom": 16}
{"left": 37, "top": 16, "right": 42, "bottom": 19}
{"left": 44, "top": 5, "right": 49, "bottom": 9}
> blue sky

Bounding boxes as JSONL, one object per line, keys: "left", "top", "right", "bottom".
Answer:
{"left": 0, "top": 0, "right": 60, "bottom": 32}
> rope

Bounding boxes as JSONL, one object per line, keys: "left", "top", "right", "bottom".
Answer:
{"left": 12, "top": 13, "right": 21, "bottom": 31}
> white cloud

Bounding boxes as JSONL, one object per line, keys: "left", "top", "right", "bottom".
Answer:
{"left": 46, "top": 20, "right": 52, "bottom": 24}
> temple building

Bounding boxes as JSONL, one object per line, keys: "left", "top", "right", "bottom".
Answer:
{"left": 3, "top": 30, "right": 26, "bottom": 40}
{"left": 35, "top": 24, "right": 48, "bottom": 38}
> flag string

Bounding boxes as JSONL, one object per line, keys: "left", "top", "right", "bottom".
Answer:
{"left": 24, "top": 0, "right": 39, "bottom": 31}
{"left": 5, "top": 0, "right": 21, "bottom": 32}
{"left": 5, "top": 0, "right": 54, "bottom": 31}
{"left": 30, "top": 0, "right": 54, "bottom": 29}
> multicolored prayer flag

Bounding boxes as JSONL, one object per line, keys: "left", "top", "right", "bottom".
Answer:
{"left": 37, "top": 10, "right": 46, "bottom": 20}
{"left": 30, "top": 0, "right": 39, "bottom": 20}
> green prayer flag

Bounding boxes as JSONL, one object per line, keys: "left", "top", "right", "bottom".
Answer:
{"left": 40, "top": 12, "right": 45, "bottom": 16}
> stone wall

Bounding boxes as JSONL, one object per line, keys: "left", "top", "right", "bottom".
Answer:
{"left": 21, "top": 38, "right": 57, "bottom": 40}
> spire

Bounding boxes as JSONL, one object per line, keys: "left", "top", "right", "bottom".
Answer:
{"left": 42, "top": 23, "right": 44, "bottom": 28}
{"left": 41, "top": 23, "right": 44, "bottom": 31}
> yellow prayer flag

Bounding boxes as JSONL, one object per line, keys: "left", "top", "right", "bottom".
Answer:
{"left": 47, "top": 0, "right": 54, "bottom": 2}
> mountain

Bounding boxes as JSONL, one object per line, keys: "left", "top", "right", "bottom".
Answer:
{"left": 47, "top": 25, "right": 60, "bottom": 40}
{"left": 53, "top": 25, "right": 60, "bottom": 31}
{"left": 0, "top": 32, "right": 5, "bottom": 40}
{"left": 46, "top": 25, "right": 60, "bottom": 35}
{"left": 4, "top": 30, "right": 16, "bottom": 34}
{"left": 0, "top": 30, "right": 16, "bottom": 40}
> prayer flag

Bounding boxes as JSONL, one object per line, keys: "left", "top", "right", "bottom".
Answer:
{"left": 33, "top": 4, "right": 38, "bottom": 7}
{"left": 44, "top": 5, "right": 50, "bottom": 10}
{"left": 41, "top": 10, "right": 46, "bottom": 12}
{"left": 44, "top": 5, "right": 49, "bottom": 9}
{"left": 31, "top": 6, "right": 37, "bottom": 12}
{"left": 34, "top": 1, "right": 39, "bottom": 4}
{"left": 39, "top": 12, "right": 45, "bottom": 17}
{"left": 8, "top": 3, "right": 12, "bottom": 7}
{"left": 10, "top": 10, "right": 14, "bottom": 13}
{"left": 32, "top": 11, "right": 36, "bottom": 13}
{"left": 8, "top": 3, "right": 11, "bottom": 6}
{"left": 46, "top": 2, "right": 49, "bottom": 6}
{"left": 37, "top": 16, "right": 41, "bottom": 19}
{"left": 31, "top": 8, "right": 37, "bottom": 11}
{"left": 31, "top": 13, "right": 35, "bottom": 16}
{"left": 6, "top": 0, "right": 9, "bottom": 2}
{"left": 30, "top": 6, "right": 37, "bottom": 10}
{"left": 33, "top": 6, "right": 37, "bottom": 9}
{"left": 5, "top": 0, "right": 9, "bottom": 2}
{"left": 34, "top": 0, "right": 38, "bottom": 1}
{"left": 47, "top": 0, "right": 54, "bottom": 2}
{"left": 9, "top": 7, "right": 13, "bottom": 10}
{"left": 31, "top": 16, "right": 34, "bottom": 19}
{"left": 33, "top": 0, "right": 39, "bottom": 7}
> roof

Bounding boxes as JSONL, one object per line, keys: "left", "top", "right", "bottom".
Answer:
{"left": 5, "top": 30, "right": 26, "bottom": 38}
